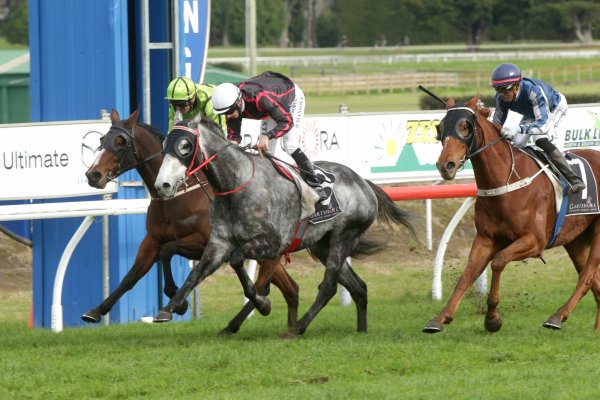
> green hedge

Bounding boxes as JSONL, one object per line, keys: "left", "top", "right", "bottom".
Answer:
{"left": 419, "top": 93, "right": 600, "bottom": 110}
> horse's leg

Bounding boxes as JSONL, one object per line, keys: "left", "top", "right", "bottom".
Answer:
{"left": 228, "top": 234, "right": 282, "bottom": 317}
{"left": 153, "top": 241, "right": 229, "bottom": 323}
{"left": 308, "top": 245, "right": 367, "bottom": 334}
{"left": 337, "top": 259, "right": 368, "bottom": 332}
{"left": 82, "top": 235, "right": 159, "bottom": 323}
{"left": 291, "top": 231, "right": 359, "bottom": 336}
{"left": 218, "top": 258, "right": 299, "bottom": 336}
{"left": 158, "top": 235, "right": 207, "bottom": 315}
{"left": 544, "top": 220, "right": 600, "bottom": 329}
{"left": 423, "top": 234, "right": 495, "bottom": 333}
{"left": 484, "top": 232, "right": 542, "bottom": 332}
{"left": 561, "top": 239, "right": 600, "bottom": 329}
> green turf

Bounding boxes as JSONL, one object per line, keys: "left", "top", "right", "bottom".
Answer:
{"left": 2, "top": 249, "right": 599, "bottom": 400}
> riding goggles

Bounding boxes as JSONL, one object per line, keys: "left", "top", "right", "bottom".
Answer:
{"left": 494, "top": 84, "right": 514, "bottom": 94}
{"left": 170, "top": 99, "right": 192, "bottom": 109}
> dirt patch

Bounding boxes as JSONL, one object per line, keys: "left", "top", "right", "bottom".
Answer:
{"left": 0, "top": 231, "right": 32, "bottom": 293}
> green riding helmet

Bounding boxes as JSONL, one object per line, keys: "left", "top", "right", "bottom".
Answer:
{"left": 166, "top": 77, "right": 196, "bottom": 101}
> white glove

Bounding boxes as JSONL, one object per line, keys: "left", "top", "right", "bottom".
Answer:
{"left": 501, "top": 125, "right": 522, "bottom": 140}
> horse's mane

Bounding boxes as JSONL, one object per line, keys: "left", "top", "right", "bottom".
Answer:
{"left": 136, "top": 121, "right": 167, "bottom": 141}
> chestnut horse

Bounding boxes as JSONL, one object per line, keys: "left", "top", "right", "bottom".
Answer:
{"left": 83, "top": 109, "right": 299, "bottom": 334}
{"left": 423, "top": 95, "right": 600, "bottom": 333}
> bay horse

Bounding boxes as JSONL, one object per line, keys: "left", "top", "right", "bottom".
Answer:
{"left": 153, "top": 115, "right": 420, "bottom": 337}
{"left": 423, "top": 95, "right": 600, "bottom": 333}
{"left": 83, "top": 108, "right": 300, "bottom": 334}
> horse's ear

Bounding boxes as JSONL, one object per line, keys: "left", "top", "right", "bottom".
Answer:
{"left": 173, "top": 109, "right": 183, "bottom": 126}
{"left": 191, "top": 112, "right": 203, "bottom": 125}
{"left": 446, "top": 98, "right": 456, "bottom": 109}
{"left": 126, "top": 108, "right": 140, "bottom": 127}
{"left": 110, "top": 109, "right": 120, "bottom": 124}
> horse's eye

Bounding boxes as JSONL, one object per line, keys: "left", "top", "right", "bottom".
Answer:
{"left": 115, "top": 136, "right": 126, "bottom": 148}
{"left": 177, "top": 139, "right": 192, "bottom": 156}
{"left": 461, "top": 120, "right": 474, "bottom": 138}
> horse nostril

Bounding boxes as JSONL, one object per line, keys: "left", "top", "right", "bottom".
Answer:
{"left": 161, "top": 182, "right": 171, "bottom": 190}
{"left": 446, "top": 162, "right": 456, "bottom": 171}
{"left": 86, "top": 171, "right": 101, "bottom": 182}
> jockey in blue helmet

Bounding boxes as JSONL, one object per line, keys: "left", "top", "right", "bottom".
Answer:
{"left": 491, "top": 63, "right": 585, "bottom": 193}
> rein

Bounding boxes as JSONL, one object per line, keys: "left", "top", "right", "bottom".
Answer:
{"left": 445, "top": 104, "right": 546, "bottom": 197}
{"left": 179, "top": 126, "right": 256, "bottom": 196}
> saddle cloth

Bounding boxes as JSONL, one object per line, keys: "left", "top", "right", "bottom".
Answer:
{"left": 268, "top": 157, "right": 343, "bottom": 223}
{"left": 523, "top": 148, "right": 599, "bottom": 248}
{"left": 524, "top": 148, "right": 599, "bottom": 216}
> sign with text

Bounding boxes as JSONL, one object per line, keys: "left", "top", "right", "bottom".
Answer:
{"left": 0, "top": 121, "right": 116, "bottom": 200}
{"left": 238, "top": 104, "right": 600, "bottom": 184}
{"left": 178, "top": 0, "right": 210, "bottom": 82}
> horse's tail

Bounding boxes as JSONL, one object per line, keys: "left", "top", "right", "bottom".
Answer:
{"left": 348, "top": 181, "right": 422, "bottom": 259}
{"left": 367, "top": 180, "right": 421, "bottom": 243}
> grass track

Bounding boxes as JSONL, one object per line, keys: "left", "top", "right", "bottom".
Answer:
{"left": 3, "top": 249, "right": 600, "bottom": 399}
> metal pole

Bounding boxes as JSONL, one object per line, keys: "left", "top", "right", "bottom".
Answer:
{"left": 172, "top": 0, "right": 180, "bottom": 77}
{"left": 245, "top": 0, "right": 257, "bottom": 75}
{"left": 141, "top": 0, "right": 151, "bottom": 123}
{"left": 102, "top": 194, "right": 111, "bottom": 326}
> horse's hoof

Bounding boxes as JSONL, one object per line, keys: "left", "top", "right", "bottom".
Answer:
{"left": 174, "top": 300, "right": 189, "bottom": 316}
{"left": 282, "top": 329, "right": 299, "bottom": 339}
{"left": 422, "top": 320, "right": 443, "bottom": 333}
{"left": 543, "top": 315, "right": 562, "bottom": 330}
{"left": 153, "top": 310, "right": 173, "bottom": 323}
{"left": 256, "top": 297, "right": 271, "bottom": 316}
{"left": 484, "top": 315, "right": 503, "bottom": 333}
{"left": 81, "top": 309, "right": 101, "bottom": 324}
{"left": 217, "top": 328, "right": 235, "bottom": 337}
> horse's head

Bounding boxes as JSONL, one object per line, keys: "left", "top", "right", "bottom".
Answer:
{"left": 86, "top": 108, "right": 164, "bottom": 189}
{"left": 155, "top": 120, "right": 200, "bottom": 198}
{"left": 435, "top": 95, "right": 494, "bottom": 180}
{"left": 155, "top": 114, "right": 229, "bottom": 198}
{"left": 85, "top": 109, "right": 140, "bottom": 188}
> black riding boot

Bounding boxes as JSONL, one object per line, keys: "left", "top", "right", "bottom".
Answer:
{"left": 290, "top": 149, "right": 327, "bottom": 201}
{"left": 548, "top": 149, "right": 586, "bottom": 193}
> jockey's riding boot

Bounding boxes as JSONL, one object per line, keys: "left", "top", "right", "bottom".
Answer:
{"left": 548, "top": 149, "right": 586, "bottom": 193}
{"left": 291, "top": 149, "right": 328, "bottom": 201}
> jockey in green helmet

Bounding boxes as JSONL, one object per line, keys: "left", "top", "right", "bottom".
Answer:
{"left": 166, "top": 77, "right": 226, "bottom": 133}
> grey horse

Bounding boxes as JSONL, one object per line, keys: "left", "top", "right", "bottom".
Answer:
{"left": 154, "top": 116, "right": 419, "bottom": 337}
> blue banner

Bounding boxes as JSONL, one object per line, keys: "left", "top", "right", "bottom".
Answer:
{"left": 178, "top": 0, "right": 210, "bottom": 82}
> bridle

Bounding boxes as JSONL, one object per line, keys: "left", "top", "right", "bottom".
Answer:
{"left": 102, "top": 123, "right": 162, "bottom": 181}
{"left": 171, "top": 125, "right": 255, "bottom": 196}
{"left": 440, "top": 104, "right": 506, "bottom": 163}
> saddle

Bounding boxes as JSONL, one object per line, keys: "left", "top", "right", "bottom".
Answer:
{"left": 522, "top": 147, "right": 600, "bottom": 247}
{"left": 266, "top": 155, "right": 343, "bottom": 224}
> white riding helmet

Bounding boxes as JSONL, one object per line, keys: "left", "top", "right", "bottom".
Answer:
{"left": 212, "top": 82, "right": 242, "bottom": 114}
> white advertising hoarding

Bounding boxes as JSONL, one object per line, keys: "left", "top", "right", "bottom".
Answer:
{"left": 237, "top": 104, "right": 600, "bottom": 185}
{"left": 0, "top": 121, "right": 117, "bottom": 200}
{"left": 2, "top": 104, "right": 596, "bottom": 202}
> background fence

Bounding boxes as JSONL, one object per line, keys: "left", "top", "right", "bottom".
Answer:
{"left": 292, "top": 64, "right": 600, "bottom": 95}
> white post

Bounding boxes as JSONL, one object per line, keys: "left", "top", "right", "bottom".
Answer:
{"left": 190, "top": 259, "right": 201, "bottom": 320}
{"left": 425, "top": 198, "right": 432, "bottom": 250}
{"left": 244, "top": 259, "right": 258, "bottom": 317}
{"left": 51, "top": 216, "right": 95, "bottom": 333}
{"left": 432, "top": 197, "right": 475, "bottom": 301}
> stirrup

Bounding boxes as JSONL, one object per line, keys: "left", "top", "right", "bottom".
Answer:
{"left": 307, "top": 182, "right": 327, "bottom": 201}
{"left": 569, "top": 180, "right": 586, "bottom": 194}
{"left": 314, "top": 186, "right": 327, "bottom": 201}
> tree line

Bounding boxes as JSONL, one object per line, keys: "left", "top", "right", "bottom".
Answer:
{"left": 1, "top": 0, "right": 598, "bottom": 48}
{"left": 210, "top": 0, "right": 600, "bottom": 48}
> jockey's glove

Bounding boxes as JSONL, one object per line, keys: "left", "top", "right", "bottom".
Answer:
{"left": 500, "top": 125, "right": 523, "bottom": 140}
